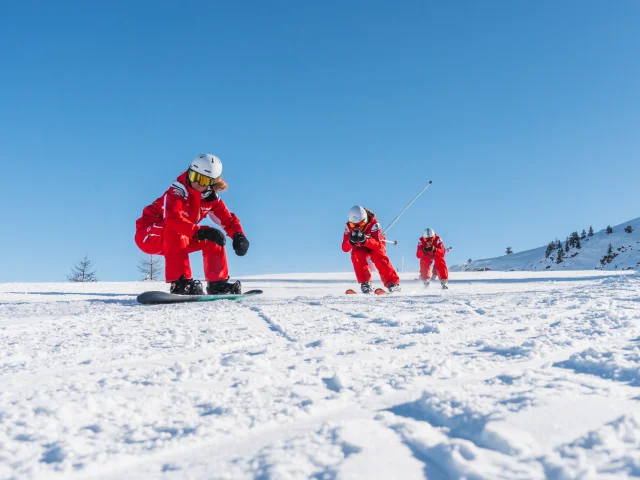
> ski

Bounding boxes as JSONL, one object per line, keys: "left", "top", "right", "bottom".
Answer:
{"left": 345, "top": 288, "right": 388, "bottom": 295}
{"left": 137, "top": 289, "right": 263, "bottom": 305}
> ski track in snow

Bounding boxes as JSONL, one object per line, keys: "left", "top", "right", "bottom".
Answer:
{"left": 0, "top": 271, "right": 639, "bottom": 479}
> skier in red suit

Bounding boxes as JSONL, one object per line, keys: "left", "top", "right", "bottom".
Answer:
{"left": 342, "top": 206, "right": 401, "bottom": 293}
{"left": 135, "top": 154, "right": 250, "bottom": 295}
{"left": 417, "top": 228, "right": 449, "bottom": 289}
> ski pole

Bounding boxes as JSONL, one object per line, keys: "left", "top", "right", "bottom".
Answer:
{"left": 383, "top": 180, "right": 433, "bottom": 235}
{"left": 366, "top": 235, "right": 398, "bottom": 246}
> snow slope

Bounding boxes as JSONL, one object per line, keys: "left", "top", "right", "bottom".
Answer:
{"left": 453, "top": 217, "right": 640, "bottom": 272}
{"left": 1, "top": 271, "right": 639, "bottom": 479}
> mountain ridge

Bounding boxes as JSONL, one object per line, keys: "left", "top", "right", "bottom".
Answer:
{"left": 452, "top": 217, "right": 640, "bottom": 272}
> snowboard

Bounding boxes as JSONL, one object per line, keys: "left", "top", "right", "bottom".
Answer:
{"left": 137, "top": 289, "right": 263, "bottom": 305}
{"left": 345, "top": 288, "right": 388, "bottom": 296}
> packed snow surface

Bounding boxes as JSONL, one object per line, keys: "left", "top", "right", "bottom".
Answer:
{"left": 1, "top": 271, "right": 639, "bottom": 479}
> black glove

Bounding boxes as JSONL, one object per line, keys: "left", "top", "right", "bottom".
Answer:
{"left": 233, "top": 232, "right": 250, "bottom": 256}
{"left": 194, "top": 227, "right": 226, "bottom": 246}
{"left": 423, "top": 245, "right": 435, "bottom": 253}
{"left": 349, "top": 230, "right": 366, "bottom": 246}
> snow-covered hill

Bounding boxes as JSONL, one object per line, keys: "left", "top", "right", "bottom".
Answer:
{"left": 1, "top": 271, "right": 639, "bottom": 479}
{"left": 453, "top": 217, "right": 640, "bottom": 272}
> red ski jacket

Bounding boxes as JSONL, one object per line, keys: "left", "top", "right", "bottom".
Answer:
{"left": 342, "top": 213, "right": 387, "bottom": 255}
{"left": 136, "top": 171, "right": 243, "bottom": 239}
{"left": 416, "top": 235, "right": 446, "bottom": 259}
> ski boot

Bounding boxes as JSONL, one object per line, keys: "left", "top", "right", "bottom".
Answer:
{"left": 422, "top": 280, "right": 430, "bottom": 288}
{"left": 207, "top": 278, "right": 242, "bottom": 295}
{"left": 441, "top": 280, "right": 449, "bottom": 290}
{"left": 387, "top": 283, "right": 401, "bottom": 293}
{"left": 170, "top": 275, "right": 204, "bottom": 295}
{"left": 360, "top": 281, "right": 373, "bottom": 294}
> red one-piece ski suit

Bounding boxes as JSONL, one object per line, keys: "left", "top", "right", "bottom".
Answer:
{"left": 135, "top": 172, "right": 244, "bottom": 282}
{"left": 416, "top": 235, "right": 449, "bottom": 281}
{"left": 342, "top": 214, "right": 400, "bottom": 286}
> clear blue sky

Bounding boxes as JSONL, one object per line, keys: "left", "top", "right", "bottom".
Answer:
{"left": 1, "top": 0, "right": 639, "bottom": 282}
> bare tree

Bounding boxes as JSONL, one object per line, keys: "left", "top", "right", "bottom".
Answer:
{"left": 137, "top": 255, "right": 163, "bottom": 281}
{"left": 506, "top": 247, "right": 513, "bottom": 255}
{"left": 68, "top": 256, "right": 98, "bottom": 282}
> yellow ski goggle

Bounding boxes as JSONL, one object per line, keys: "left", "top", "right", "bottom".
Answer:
{"left": 188, "top": 169, "right": 216, "bottom": 187}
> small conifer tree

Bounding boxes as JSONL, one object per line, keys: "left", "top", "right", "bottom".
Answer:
{"left": 545, "top": 242, "right": 555, "bottom": 258}
{"left": 569, "top": 232, "right": 579, "bottom": 247}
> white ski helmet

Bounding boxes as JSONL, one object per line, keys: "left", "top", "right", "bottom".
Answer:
{"left": 348, "top": 205, "right": 368, "bottom": 224}
{"left": 423, "top": 228, "right": 436, "bottom": 238}
{"left": 190, "top": 154, "right": 222, "bottom": 179}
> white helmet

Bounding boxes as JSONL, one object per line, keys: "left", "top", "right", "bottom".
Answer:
{"left": 348, "top": 206, "right": 368, "bottom": 224}
{"left": 423, "top": 228, "right": 436, "bottom": 238}
{"left": 190, "top": 154, "right": 222, "bottom": 179}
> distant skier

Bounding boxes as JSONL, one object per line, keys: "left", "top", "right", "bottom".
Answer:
{"left": 342, "top": 206, "right": 401, "bottom": 293}
{"left": 135, "top": 154, "right": 250, "bottom": 295}
{"left": 417, "top": 228, "right": 449, "bottom": 289}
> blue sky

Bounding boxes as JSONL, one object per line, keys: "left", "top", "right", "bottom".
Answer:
{"left": 1, "top": 0, "right": 639, "bottom": 282}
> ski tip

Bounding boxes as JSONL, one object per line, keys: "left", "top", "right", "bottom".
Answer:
{"left": 345, "top": 289, "right": 358, "bottom": 295}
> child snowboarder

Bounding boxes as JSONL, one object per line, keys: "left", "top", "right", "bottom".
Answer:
{"left": 135, "top": 154, "right": 250, "bottom": 295}
{"left": 417, "top": 228, "right": 449, "bottom": 289}
{"left": 342, "top": 206, "right": 401, "bottom": 293}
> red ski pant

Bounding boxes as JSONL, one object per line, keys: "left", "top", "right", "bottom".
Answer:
{"left": 351, "top": 247, "right": 400, "bottom": 286}
{"left": 135, "top": 224, "right": 228, "bottom": 283}
{"left": 420, "top": 256, "right": 449, "bottom": 281}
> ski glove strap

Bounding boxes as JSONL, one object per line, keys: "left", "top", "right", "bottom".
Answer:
{"left": 194, "top": 227, "right": 226, "bottom": 246}
{"left": 233, "top": 232, "right": 250, "bottom": 256}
